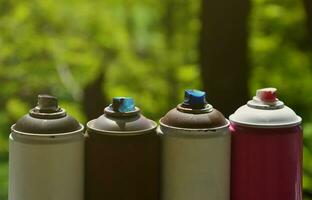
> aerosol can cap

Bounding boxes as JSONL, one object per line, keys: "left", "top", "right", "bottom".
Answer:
{"left": 36, "top": 94, "right": 60, "bottom": 112}
{"left": 159, "top": 89, "right": 229, "bottom": 131}
{"left": 104, "top": 97, "right": 139, "bottom": 117}
{"left": 182, "top": 89, "right": 207, "bottom": 109}
{"left": 229, "top": 88, "right": 302, "bottom": 128}
{"left": 256, "top": 88, "right": 277, "bottom": 103}
{"left": 12, "top": 95, "right": 82, "bottom": 134}
{"left": 87, "top": 97, "right": 157, "bottom": 134}
{"left": 111, "top": 97, "right": 136, "bottom": 113}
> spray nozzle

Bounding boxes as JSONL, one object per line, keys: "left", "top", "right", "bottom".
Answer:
{"left": 37, "top": 95, "right": 60, "bottom": 113}
{"left": 182, "top": 89, "right": 207, "bottom": 109}
{"left": 111, "top": 97, "right": 135, "bottom": 113}
{"left": 256, "top": 88, "right": 277, "bottom": 103}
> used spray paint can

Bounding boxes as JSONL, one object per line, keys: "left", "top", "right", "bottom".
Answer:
{"left": 230, "top": 88, "right": 302, "bottom": 200}
{"left": 159, "top": 89, "right": 231, "bottom": 200}
{"left": 9, "top": 95, "right": 84, "bottom": 200}
{"left": 85, "top": 97, "right": 159, "bottom": 200}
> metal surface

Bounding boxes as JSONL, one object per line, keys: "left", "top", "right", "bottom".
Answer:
{"left": 230, "top": 88, "right": 303, "bottom": 200}
{"left": 9, "top": 129, "right": 84, "bottom": 200}
{"left": 229, "top": 88, "right": 302, "bottom": 128}
{"left": 85, "top": 97, "right": 159, "bottom": 200}
{"left": 9, "top": 95, "right": 84, "bottom": 200}
{"left": 161, "top": 90, "right": 228, "bottom": 129}
{"left": 14, "top": 94, "right": 81, "bottom": 134}
{"left": 87, "top": 114, "right": 156, "bottom": 134}
{"left": 230, "top": 124, "right": 302, "bottom": 200}
{"left": 160, "top": 127, "right": 230, "bottom": 200}
{"left": 88, "top": 97, "right": 156, "bottom": 133}
{"left": 160, "top": 89, "right": 230, "bottom": 200}
{"left": 160, "top": 108, "right": 228, "bottom": 129}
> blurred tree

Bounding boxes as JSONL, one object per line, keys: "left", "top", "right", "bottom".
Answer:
{"left": 0, "top": 0, "right": 312, "bottom": 199}
{"left": 82, "top": 69, "right": 107, "bottom": 120}
{"left": 200, "top": 0, "right": 250, "bottom": 116}
{"left": 303, "top": 0, "right": 312, "bottom": 46}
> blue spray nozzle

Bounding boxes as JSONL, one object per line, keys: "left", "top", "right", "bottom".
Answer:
{"left": 111, "top": 97, "right": 135, "bottom": 113}
{"left": 183, "top": 89, "right": 207, "bottom": 108}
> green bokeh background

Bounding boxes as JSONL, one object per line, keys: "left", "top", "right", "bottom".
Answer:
{"left": 0, "top": 0, "right": 312, "bottom": 199}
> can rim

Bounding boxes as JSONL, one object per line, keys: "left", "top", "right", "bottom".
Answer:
{"left": 86, "top": 119, "right": 157, "bottom": 136}
{"left": 11, "top": 124, "right": 85, "bottom": 137}
{"left": 158, "top": 119, "right": 230, "bottom": 137}
{"left": 159, "top": 118, "right": 230, "bottom": 131}
{"left": 229, "top": 115, "right": 302, "bottom": 128}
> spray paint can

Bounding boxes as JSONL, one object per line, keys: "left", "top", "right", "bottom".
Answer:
{"left": 230, "top": 88, "right": 302, "bottom": 200}
{"left": 9, "top": 95, "right": 84, "bottom": 200}
{"left": 85, "top": 97, "right": 159, "bottom": 200}
{"left": 159, "top": 89, "right": 231, "bottom": 200}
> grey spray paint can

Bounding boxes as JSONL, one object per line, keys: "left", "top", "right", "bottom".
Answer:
{"left": 159, "top": 89, "right": 230, "bottom": 200}
{"left": 9, "top": 95, "right": 84, "bottom": 200}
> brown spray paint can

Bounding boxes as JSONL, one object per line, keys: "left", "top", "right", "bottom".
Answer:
{"left": 85, "top": 97, "right": 159, "bottom": 200}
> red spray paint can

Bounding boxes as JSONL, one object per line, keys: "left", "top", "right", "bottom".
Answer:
{"left": 229, "top": 88, "right": 302, "bottom": 200}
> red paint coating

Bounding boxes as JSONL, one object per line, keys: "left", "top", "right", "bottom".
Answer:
{"left": 230, "top": 123, "right": 302, "bottom": 200}
{"left": 257, "top": 88, "right": 277, "bottom": 102}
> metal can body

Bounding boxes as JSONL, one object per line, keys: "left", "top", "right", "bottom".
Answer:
{"left": 161, "top": 127, "right": 230, "bottom": 200}
{"left": 230, "top": 124, "right": 302, "bottom": 200}
{"left": 9, "top": 95, "right": 85, "bottom": 200}
{"left": 230, "top": 88, "right": 303, "bottom": 200}
{"left": 85, "top": 97, "right": 159, "bottom": 200}
{"left": 85, "top": 130, "right": 159, "bottom": 200}
{"left": 160, "top": 90, "right": 231, "bottom": 200}
{"left": 9, "top": 129, "right": 84, "bottom": 200}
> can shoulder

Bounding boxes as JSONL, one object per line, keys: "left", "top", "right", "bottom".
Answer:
{"left": 229, "top": 105, "right": 302, "bottom": 128}
{"left": 12, "top": 114, "right": 82, "bottom": 134}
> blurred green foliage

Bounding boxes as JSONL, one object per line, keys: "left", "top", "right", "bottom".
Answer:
{"left": 0, "top": 0, "right": 200, "bottom": 198}
{"left": 0, "top": 0, "right": 311, "bottom": 199}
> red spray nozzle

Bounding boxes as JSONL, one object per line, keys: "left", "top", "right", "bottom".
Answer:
{"left": 256, "top": 88, "right": 277, "bottom": 103}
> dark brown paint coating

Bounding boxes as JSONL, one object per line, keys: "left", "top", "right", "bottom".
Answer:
{"left": 13, "top": 95, "right": 81, "bottom": 134}
{"left": 161, "top": 106, "right": 228, "bottom": 129}
{"left": 85, "top": 110, "right": 159, "bottom": 200}
{"left": 85, "top": 131, "right": 159, "bottom": 200}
